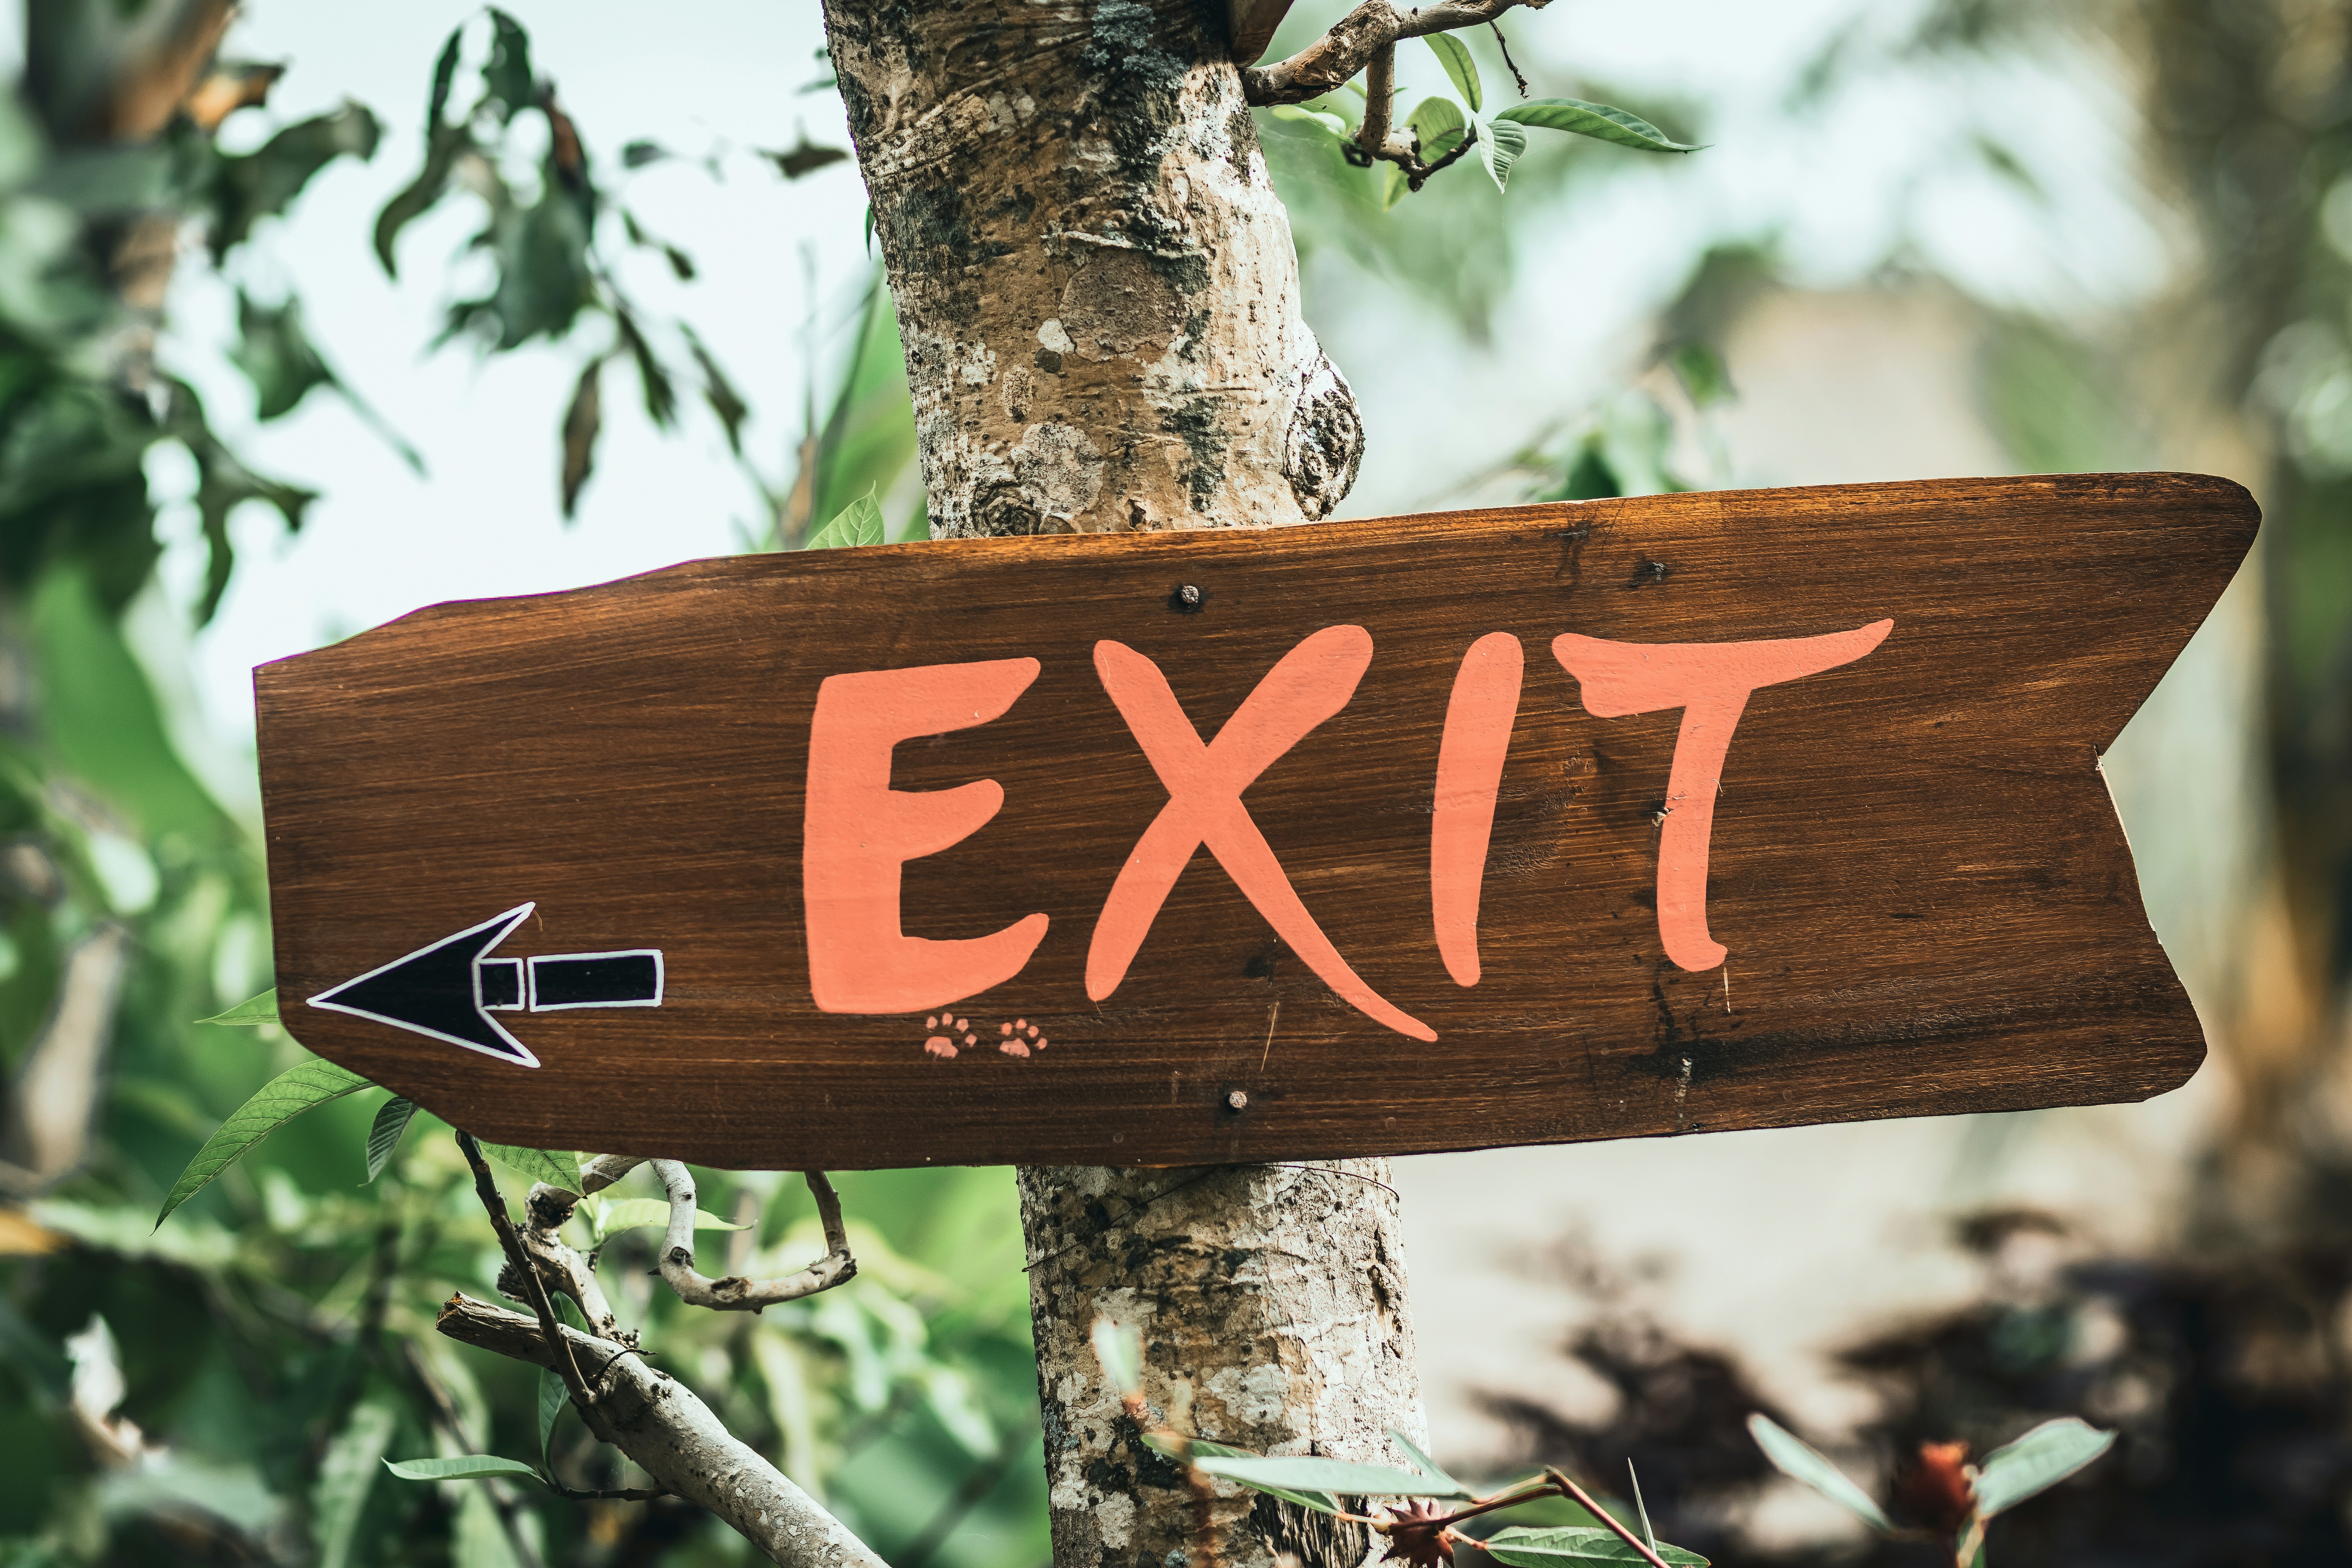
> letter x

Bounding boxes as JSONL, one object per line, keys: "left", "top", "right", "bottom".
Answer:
{"left": 1087, "top": 625, "right": 1435, "bottom": 1042}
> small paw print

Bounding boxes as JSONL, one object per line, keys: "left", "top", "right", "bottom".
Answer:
{"left": 924, "top": 1014, "right": 977, "bottom": 1058}
{"left": 921, "top": 1014, "right": 1045, "bottom": 1058}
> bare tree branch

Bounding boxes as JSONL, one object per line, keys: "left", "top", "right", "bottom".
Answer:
{"left": 1489, "top": 19, "right": 1530, "bottom": 96}
{"left": 454, "top": 1131, "right": 595, "bottom": 1407}
{"left": 437, "top": 1294, "right": 886, "bottom": 1568}
{"left": 1242, "top": 0, "right": 1548, "bottom": 106}
{"left": 1357, "top": 40, "right": 1399, "bottom": 160}
{"left": 651, "top": 1162, "right": 856, "bottom": 1311}
{"left": 519, "top": 1159, "right": 641, "bottom": 1341}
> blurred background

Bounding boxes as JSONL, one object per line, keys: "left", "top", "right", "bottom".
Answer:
{"left": 0, "top": 0, "right": 2346, "bottom": 1563}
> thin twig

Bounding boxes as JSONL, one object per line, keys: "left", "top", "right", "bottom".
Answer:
{"left": 1545, "top": 1467, "right": 1676, "bottom": 1568}
{"left": 650, "top": 1162, "right": 856, "bottom": 1310}
{"left": 1490, "top": 20, "right": 1530, "bottom": 95}
{"left": 455, "top": 1131, "right": 594, "bottom": 1408}
{"left": 1244, "top": 0, "right": 1543, "bottom": 106}
{"left": 1356, "top": 40, "right": 1397, "bottom": 160}
{"left": 551, "top": 1483, "right": 672, "bottom": 1502}
{"left": 1423, "top": 1480, "right": 1560, "bottom": 1530}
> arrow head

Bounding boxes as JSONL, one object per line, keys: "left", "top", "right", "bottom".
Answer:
{"left": 309, "top": 904, "right": 540, "bottom": 1067}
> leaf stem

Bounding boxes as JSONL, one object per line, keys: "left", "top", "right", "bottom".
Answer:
{"left": 1543, "top": 1467, "right": 1677, "bottom": 1568}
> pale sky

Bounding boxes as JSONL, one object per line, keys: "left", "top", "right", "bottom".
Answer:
{"left": 31, "top": 0, "right": 2166, "bottom": 759}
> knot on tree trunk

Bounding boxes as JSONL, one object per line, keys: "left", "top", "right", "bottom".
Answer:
{"left": 1285, "top": 350, "right": 1365, "bottom": 521}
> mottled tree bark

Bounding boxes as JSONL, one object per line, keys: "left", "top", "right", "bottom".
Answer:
{"left": 1018, "top": 1163, "right": 1421, "bottom": 1568}
{"left": 819, "top": 5, "right": 1416, "bottom": 1564}
{"left": 821, "top": 0, "right": 1363, "bottom": 539}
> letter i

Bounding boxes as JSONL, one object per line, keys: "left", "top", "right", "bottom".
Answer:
{"left": 1432, "top": 633, "right": 1524, "bottom": 986}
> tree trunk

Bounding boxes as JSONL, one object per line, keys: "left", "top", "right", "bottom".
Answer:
{"left": 1017, "top": 1163, "right": 1421, "bottom": 1567}
{"left": 819, "top": 4, "right": 1417, "bottom": 1563}
{"left": 820, "top": 0, "right": 1363, "bottom": 541}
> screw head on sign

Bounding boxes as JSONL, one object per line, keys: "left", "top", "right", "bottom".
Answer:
{"left": 1171, "top": 582, "right": 1206, "bottom": 614}
{"left": 1226, "top": 1089, "right": 1248, "bottom": 1111}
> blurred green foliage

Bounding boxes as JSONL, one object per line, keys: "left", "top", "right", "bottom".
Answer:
{"left": 0, "top": 7, "right": 1031, "bottom": 1565}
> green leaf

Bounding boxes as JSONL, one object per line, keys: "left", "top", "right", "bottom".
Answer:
{"left": 613, "top": 307, "right": 678, "bottom": 431}
{"left": 560, "top": 355, "right": 602, "bottom": 519}
{"left": 157, "top": 1059, "right": 372, "bottom": 1227}
{"left": 759, "top": 141, "right": 853, "bottom": 181}
{"left": 485, "top": 9, "right": 539, "bottom": 121}
{"left": 159, "top": 377, "right": 318, "bottom": 626}
{"left": 230, "top": 289, "right": 428, "bottom": 468}
{"left": 1494, "top": 97, "right": 1700, "bottom": 154}
{"left": 593, "top": 1198, "right": 746, "bottom": 1240}
{"left": 477, "top": 1143, "right": 584, "bottom": 1194}
{"left": 314, "top": 1400, "right": 398, "bottom": 1568}
{"left": 374, "top": 123, "right": 465, "bottom": 278}
{"left": 424, "top": 23, "right": 464, "bottom": 129}
{"left": 208, "top": 104, "right": 383, "bottom": 258}
{"left": 1407, "top": 96, "right": 1468, "bottom": 163}
{"left": 537, "top": 1368, "right": 566, "bottom": 1467}
{"left": 804, "top": 488, "right": 885, "bottom": 550}
{"left": 1666, "top": 341, "right": 1736, "bottom": 410}
{"left": 1747, "top": 1414, "right": 1893, "bottom": 1534}
{"left": 1188, "top": 1454, "right": 1455, "bottom": 1497}
{"left": 1089, "top": 1318, "right": 1142, "bottom": 1397}
{"left": 1629, "top": 1460, "right": 1659, "bottom": 1552}
{"left": 1379, "top": 162, "right": 1410, "bottom": 211}
{"left": 1485, "top": 1527, "right": 1709, "bottom": 1566}
{"left": 1425, "top": 32, "right": 1482, "bottom": 113}
{"left": 383, "top": 1455, "right": 543, "bottom": 1483}
{"left": 364, "top": 1096, "right": 417, "bottom": 1183}
{"left": 1476, "top": 116, "right": 1528, "bottom": 193}
{"left": 1269, "top": 103, "right": 1348, "bottom": 139}
{"left": 1388, "top": 1430, "right": 1473, "bottom": 1499}
{"left": 679, "top": 326, "right": 749, "bottom": 456}
{"left": 1185, "top": 1439, "right": 1339, "bottom": 1514}
{"left": 232, "top": 292, "right": 336, "bottom": 421}
{"left": 195, "top": 987, "right": 278, "bottom": 1026}
{"left": 1970, "top": 1418, "right": 2115, "bottom": 1518}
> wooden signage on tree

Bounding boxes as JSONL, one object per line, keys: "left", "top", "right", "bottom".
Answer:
{"left": 256, "top": 473, "right": 2256, "bottom": 1169}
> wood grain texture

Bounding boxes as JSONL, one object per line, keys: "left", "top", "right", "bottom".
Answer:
{"left": 255, "top": 474, "right": 2257, "bottom": 1169}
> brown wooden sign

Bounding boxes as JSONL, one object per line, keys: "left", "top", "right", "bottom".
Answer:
{"left": 256, "top": 473, "right": 2256, "bottom": 1169}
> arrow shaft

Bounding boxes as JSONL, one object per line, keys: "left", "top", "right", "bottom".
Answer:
{"left": 528, "top": 950, "right": 662, "bottom": 1011}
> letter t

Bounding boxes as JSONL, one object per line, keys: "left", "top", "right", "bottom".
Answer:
{"left": 1553, "top": 620, "right": 1892, "bottom": 971}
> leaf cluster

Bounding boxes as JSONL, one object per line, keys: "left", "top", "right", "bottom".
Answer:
{"left": 370, "top": 9, "right": 864, "bottom": 524}
{"left": 1267, "top": 32, "right": 1698, "bottom": 214}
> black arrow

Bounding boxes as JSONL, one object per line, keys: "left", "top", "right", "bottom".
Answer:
{"left": 307, "top": 903, "right": 663, "bottom": 1067}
